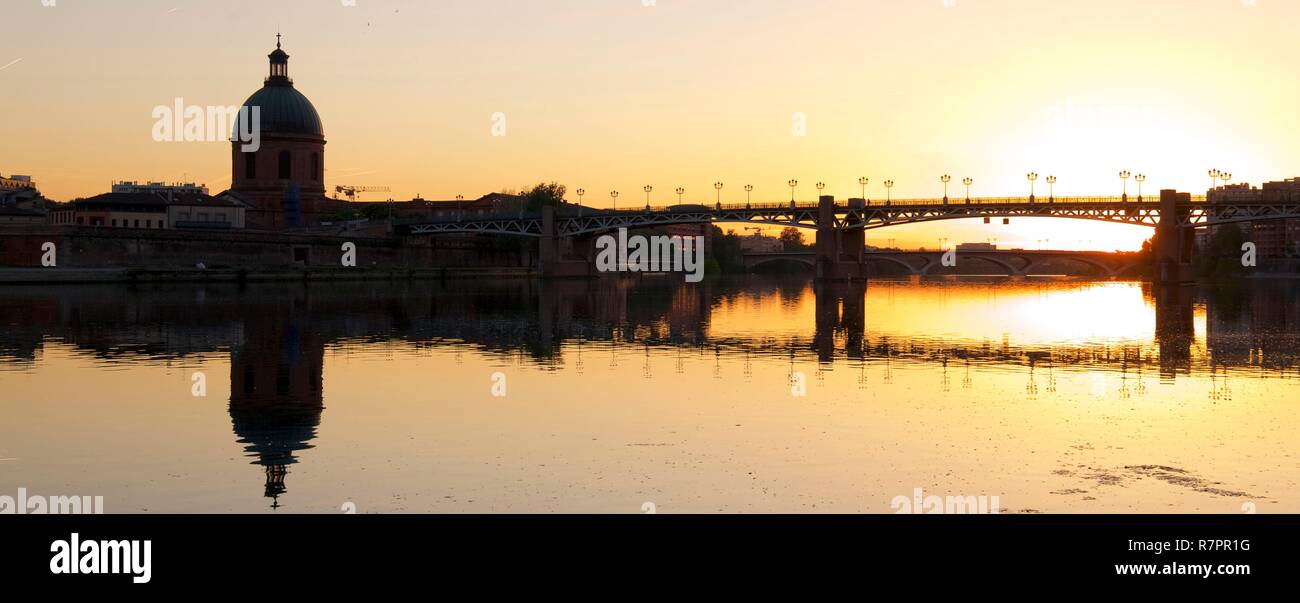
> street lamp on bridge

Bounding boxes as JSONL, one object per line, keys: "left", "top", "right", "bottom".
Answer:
{"left": 1119, "top": 170, "right": 1131, "bottom": 203}
{"left": 883, "top": 180, "right": 894, "bottom": 205}
{"left": 859, "top": 177, "right": 869, "bottom": 202}
{"left": 1027, "top": 172, "right": 1038, "bottom": 203}
{"left": 1209, "top": 169, "right": 1221, "bottom": 190}
{"left": 788, "top": 179, "right": 798, "bottom": 209}
{"left": 744, "top": 184, "right": 753, "bottom": 209}
{"left": 1045, "top": 175, "right": 1057, "bottom": 203}
{"left": 714, "top": 182, "right": 724, "bottom": 210}
{"left": 962, "top": 177, "right": 973, "bottom": 204}
{"left": 1220, "top": 172, "right": 1233, "bottom": 186}
{"left": 610, "top": 190, "right": 619, "bottom": 211}
{"left": 643, "top": 185, "right": 653, "bottom": 211}
{"left": 1135, "top": 174, "right": 1146, "bottom": 202}
{"left": 675, "top": 187, "right": 685, "bottom": 204}
{"left": 816, "top": 182, "right": 826, "bottom": 200}
{"left": 940, "top": 174, "right": 952, "bottom": 204}
{"left": 576, "top": 188, "right": 585, "bottom": 217}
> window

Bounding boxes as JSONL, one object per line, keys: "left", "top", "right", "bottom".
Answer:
{"left": 278, "top": 150, "right": 291, "bottom": 180}
{"left": 244, "top": 151, "right": 257, "bottom": 179}
{"left": 311, "top": 153, "right": 320, "bottom": 181}
{"left": 111, "top": 219, "right": 117, "bottom": 227}
{"left": 197, "top": 213, "right": 208, "bottom": 222}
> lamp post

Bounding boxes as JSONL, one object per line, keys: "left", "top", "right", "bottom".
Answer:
{"left": 963, "top": 177, "right": 973, "bottom": 204}
{"left": 610, "top": 190, "right": 619, "bottom": 211}
{"left": 1027, "top": 172, "right": 1038, "bottom": 203}
{"left": 1045, "top": 175, "right": 1057, "bottom": 203}
{"left": 576, "top": 188, "right": 585, "bottom": 217}
{"left": 1119, "top": 170, "right": 1131, "bottom": 202}
{"left": 816, "top": 182, "right": 825, "bottom": 200}
{"left": 1135, "top": 174, "right": 1146, "bottom": 202}
{"left": 940, "top": 174, "right": 951, "bottom": 204}
{"left": 859, "top": 177, "right": 869, "bottom": 201}
{"left": 1220, "top": 172, "right": 1233, "bottom": 186}
{"left": 744, "top": 184, "right": 753, "bottom": 209}
{"left": 788, "top": 179, "right": 798, "bottom": 209}
{"left": 714, "top": 181, "right": 724, "bottom": 210}
{"left": 643, "top": 185, "right": 653, "bottom": 211}
{"left": 883, "top": 180, "right": 894, "bottom": 205}
{"left": 456, "top": 194, "right": 464, "bottom": 219}
{"left": 1209, "top": 169, "right": 1221, "bottom": 190}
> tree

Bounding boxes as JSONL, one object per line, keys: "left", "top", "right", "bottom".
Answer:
{"left": 1194, "top": 224, "right": 1246, "bottom": 278}
{"left": 523, "top": 182, "right": 567, "bottom": 213}
{"left": 778, "top": 227, "right": 809, "bottom": 252}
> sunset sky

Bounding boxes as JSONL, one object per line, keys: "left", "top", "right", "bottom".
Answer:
{"left": 3, "top": 0, "right": 1298, "bottom": 250}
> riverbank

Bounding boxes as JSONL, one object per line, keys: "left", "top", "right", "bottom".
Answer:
{"left": 0, "top": 266, "right": 535, "bottom": 284}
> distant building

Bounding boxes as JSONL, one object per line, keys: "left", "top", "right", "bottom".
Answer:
{"left": 111, "top": 181, "right": 210, "bottom": 196}
{"left": 956, "top": 242, "right": 997, "bottom": 252}
{"left": 738, "top": 232, "right": 782, "bottom": 253}
{"left": 1208, "top": 179, "right": 1300, "bottom": 258}
{"left": 0, "top": 174, "right": 36, "bottom": 192}
{"left": 69, "top": 191, "right": 247, "bottom": 230}
{"left": 0, "top": 206, "right": 45, "bottom": 225}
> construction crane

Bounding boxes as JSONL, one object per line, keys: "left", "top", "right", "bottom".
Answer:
{"left": 334, "top": 185, "right": 391, "bottom": 201}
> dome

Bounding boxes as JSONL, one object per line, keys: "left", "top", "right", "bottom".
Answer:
{"left": 235, "top": 84, "right": 324, "bottom": 138}
{"left": 232, "top": 36, "right": 324, "bottom": 138}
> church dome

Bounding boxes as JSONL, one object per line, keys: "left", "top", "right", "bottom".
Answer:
{"left": 237, "top": 85, "right": 324, "bottom": 138}
{"left": 233, "top": 35, "right": 324, "bottom": 138}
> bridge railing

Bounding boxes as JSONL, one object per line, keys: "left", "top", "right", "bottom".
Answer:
{"left": 400, "top": 195, "right": 1209, "bottom": 225}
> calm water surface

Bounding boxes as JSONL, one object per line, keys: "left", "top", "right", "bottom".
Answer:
{"left": 0, "top": 276, "right": 1297, "bottom": 513}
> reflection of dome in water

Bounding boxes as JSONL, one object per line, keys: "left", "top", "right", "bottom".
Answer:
{"left": 228, "top": 317, "right": 325, "bottom": 509}
{"left": 230, "top": 407, "right": 320, "bottom": 467}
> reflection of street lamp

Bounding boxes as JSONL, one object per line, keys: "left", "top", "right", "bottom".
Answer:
{"left": 883, "top": 180, "right": 894, "bottom": 205}
{"left": 788, "top": 179, "right": 798, "bottom": 209}
{"left": 714, "top": 181, "right": 724, "bottom": 210}
{"left": 1119, "top": 170, "right": 1131, "bottom": 202}
{"left": 940, "top": 174, "right": 951, "bottom": 204}
{"left": 1026, "top": 172, "right": 1038, "bottom": 203}
{"left": 1135, "top": 174, "right": 1146, "bottom": 201}
{"left": 643, "top": 185, "right": 653, "bottom": 211}
{"left": 744, "top": 184, "right": 753, "bottom": 208}
{"left": 675, "top": 187, "right": 685, "bottom": 204}
{"left": 962, "top": 177, "right": 973, "bottom": 204}
{"left": 1045, "top": 175, "right": 1057, "bottom": 203}
{"left": 610, "top": 190, "right": 619, "bottom": 210}
{"left": 858, "top": 177, "right": 869, "bottom": 201}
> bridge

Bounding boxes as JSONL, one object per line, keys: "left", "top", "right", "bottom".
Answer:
{"left": 398, "top": 191, "right": 1300, "bottom": 283}
{"left": 743, "top": 249, "right": 1143, "bottom": 277}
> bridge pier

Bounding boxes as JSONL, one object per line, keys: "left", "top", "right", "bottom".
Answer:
{"left": 1154, "top": 189, "right": 1195, "bottom": 284}
{"left": 539, "top": 206, "right": 597, "bottom": 279}
{"left": 816, "top": 196, "right": 866, "bottom": 281}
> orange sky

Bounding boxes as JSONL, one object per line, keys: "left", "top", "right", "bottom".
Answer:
{"left": 3, "top": 0, "right": 1298, "bottom": 250}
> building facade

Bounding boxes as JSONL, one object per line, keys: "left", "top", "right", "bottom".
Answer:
{"left": 1207, "top": 179, "right": 1300, "bottom": 259}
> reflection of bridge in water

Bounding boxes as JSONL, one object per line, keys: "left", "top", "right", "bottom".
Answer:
{"left": 743, "top": 250, "right": 1144, "bottom": 278}
{"left": 1, "top": 278, "right": 1297, "bottom": 507}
